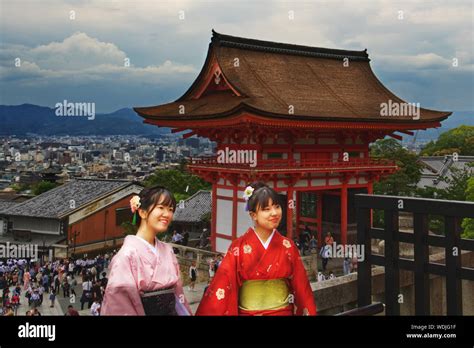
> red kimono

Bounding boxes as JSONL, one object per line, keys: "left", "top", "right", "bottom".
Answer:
{"left": 196, "top": 228, "right": 317, "bottom": 316}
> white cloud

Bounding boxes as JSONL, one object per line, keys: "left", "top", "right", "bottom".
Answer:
{"left": 0, "top": 32, "right": 197, "bottom": 84}
{"left": 0, "top": 0, "right": 472, "bottom": 111}
{"left": 376, "top": 53, "right": 458, "bottom": 71}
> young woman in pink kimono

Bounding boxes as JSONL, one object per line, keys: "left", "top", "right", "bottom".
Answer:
{"left": 102, "top": 186, "right": 192, "bottom": 316}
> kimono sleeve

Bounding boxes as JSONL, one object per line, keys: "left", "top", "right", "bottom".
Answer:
{"left": 195, "top": 245, "right": 239, "bottom": 316}
{"left": 101, "top": 250, "right": 144, "bottom": 315}
{"left": 290, "top": 244, "right": 317, "bottom": 316}
{"left": 171, "top": 253, "right": 193, "bottom": 316}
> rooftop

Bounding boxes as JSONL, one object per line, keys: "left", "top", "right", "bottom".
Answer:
{"left": 2, "top": 178, "right": 141, "bottom": 219}
{"left": 135, "top": 31, "right": 451, "bottom": 128}
{"left": 173, "top": 190, "right": 211, "bottom": 223}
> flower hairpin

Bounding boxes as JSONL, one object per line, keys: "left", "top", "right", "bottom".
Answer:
{"left": 130, "top": 195, "right": 141, "bottom": 225}
{"left": 242, "top": 186, "right": 254, "bottom": 211}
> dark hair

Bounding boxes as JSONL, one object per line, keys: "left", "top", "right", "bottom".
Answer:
{"left": 136, "top": 186, "right": 176, "bottom": 222}
{"left": 246, "top": 182, "right": 281, "bottom": 213}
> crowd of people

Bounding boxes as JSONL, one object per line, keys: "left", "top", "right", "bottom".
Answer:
{"left": 0, "top": 253, "right": 114, "bottom": 316}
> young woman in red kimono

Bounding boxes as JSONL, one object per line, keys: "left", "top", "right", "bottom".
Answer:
{"left": 196, "top": 182, "right": 317, "bottom": 316}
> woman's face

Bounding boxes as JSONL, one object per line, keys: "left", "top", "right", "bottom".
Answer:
{"left": 140, "top": 197, "right": 174, "bottom": 233}
{"left": 251, "top": 198, "right": 282, "bottom": 231}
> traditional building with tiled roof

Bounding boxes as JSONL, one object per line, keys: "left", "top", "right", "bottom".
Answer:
{"left": 0, "top": 179, "right": 143, "bottom": 257}
{"left": 135, "top": 31, "right": 452, "bottom": 252}
{"left": 172, "top": 190, "right": 211, "bottom": 235}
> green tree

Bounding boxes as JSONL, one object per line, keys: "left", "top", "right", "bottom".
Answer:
{"left": 371, "top": 138, "right": 423, "bottom": 196}
{"left": 9, "top": 183, "right": 30, "bottom": 193}
{"left": 143, "top": 168, "right": 211, "bottom": 200}
{"left": 421, "top": 125, "right": 474, "bottom": 156}
{"left": 32, "top": 181, "right": 58, "bottom": 195}
{"left": 437, "top": 166, "right": 472, "bottom": 201}
{"left": 461, "top": 177, "right": 474, "bottom": 239}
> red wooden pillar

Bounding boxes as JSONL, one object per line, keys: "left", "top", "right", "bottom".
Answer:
{"left": 317, "top": 191, "right": 323, "bottom": 248}
{"left": 340, "top": 184, "right": 348, "bottom": 245}
{"left": 211, "top": 183, "right": 217, "bottom": 252}
{"left": 295, "top": 191, "right": 300, "bottom": 237}
{"left": 232, "top": 182, "right": 238, "bottom": 240}
{"left": 287, "top": 187, "right": 294, "bottom": 240}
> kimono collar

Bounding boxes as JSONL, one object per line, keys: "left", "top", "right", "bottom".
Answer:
{"left": 125, "top": 235, "right": 159, "bottom": 266}
{"left": 133, "top": 235, "right": 158, "bottom": 254}
{"left": 251, "top": 227, "right": 276, "bottom": 250}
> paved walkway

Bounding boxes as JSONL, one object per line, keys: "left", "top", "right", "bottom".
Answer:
{"left": 4, "top": 284, "right": 64, "bottom": 316}
{"left": 5, "top": 254, "right": 346, "bottom": 316}
{"left": 5, "top": 268, "right": 209, "bottom": 316}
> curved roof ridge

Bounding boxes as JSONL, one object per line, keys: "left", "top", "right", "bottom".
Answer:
{"left": 212, "top": 30, "right": 370, "bottom": 62}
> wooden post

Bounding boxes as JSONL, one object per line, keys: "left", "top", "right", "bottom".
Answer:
{"left": 341, "top": 184, "right": 348, "bottom": 245}
{"left": 211, "top": 183, "right": 217, "bottom": 252}
{"left": 295, "top": 191, "right": 300, "bottom": 237}
{"left": 317, "top": 192, "right": 323, "bottom": 248}
{"left": 445, "top": 216, "right": 462, "bottom": 315}
{"left": 367, "top": 181, "right": 373, "bottom": 227}
{"left": 287, "top": 187, "right": 294, "bottom": 240}
{"left": 384, "top": 209, "right": 400, "bottom": 315}
{"left": 414, "top": 213, "right": 430, "bottom": 315}
{"left": 356, "top": 206, "right": 371, "bottom": 307}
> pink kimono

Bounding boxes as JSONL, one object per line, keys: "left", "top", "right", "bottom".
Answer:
{"left": 101, "top": 235, "right": 192, "bottom": 315}
{"left": 23, "top": 271, "right": 30, "bottom": 290}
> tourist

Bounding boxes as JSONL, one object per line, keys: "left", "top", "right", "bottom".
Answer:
{"left": 90, "top": 264, "right": 97, "bottom": 282}
{"left": 320, "top": 232, "right": 334, "bottom": 271}
{"left": 199, "top": 228, "right": 208, "bottom": 248}
{"left": 208, "top": 260, "right": 215, "bottom": 280}
{"left": 4, "top": 305, "right": 14, "bottom": 316}
{"left": 90, "top": 299, "right": 101, "bottom": 316}
{"left": 30, "top": 289, "right": 41, "bottom": 308}
{"left": 309, "top": 235, "right": 318, "bottom": 252}
{"left": 171, "top": 230, "right": 184, "bottom": 245}
{"left": 23, "top": 270, "right": 31, "bottom": 290}
{"left": 100, "top": 272, "right": 108, "bottom": 289}
{"left": 196, "top": 182, "right": 316, "bottom": 316}
{"left": 343, "top": 257, "right": 351, "bottom": 276}
{"left": 65, "top": 305, "right": 79, "bottom": 316}
{"left": 188, "top": 262, "right": 197, "bottom": 291}
{"left": 81, "top": 276, "right": 93, "bottom": 310}
{"left": 101, "top": 186, "right": 191, "bottom": 315}
{"left": 49, "top": 288, "right": 56, "bottom": 308}
{"left": 182, "top": 231, "right": 189, "bottom": 246}
{"left": 62, "top": 279, "right": 70, "bottom": 298}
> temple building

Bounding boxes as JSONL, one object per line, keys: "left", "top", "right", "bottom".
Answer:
{"left": 134, "top": 31, "right": 451, "bottom": 253}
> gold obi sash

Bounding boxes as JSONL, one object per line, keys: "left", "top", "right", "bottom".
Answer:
{"left": 238, "top": 278, "right": 291, "bottom": 311}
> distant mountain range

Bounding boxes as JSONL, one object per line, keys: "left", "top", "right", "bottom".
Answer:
{"left": 0, "top": 104, "right": 471, "bottom": 138}
{"left": 0, "top": 104, "right": 170, "bottom": 136}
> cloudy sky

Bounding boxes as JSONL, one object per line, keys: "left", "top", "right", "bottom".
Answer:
{"left": 0, "top": 0, "right": 472, "bottom": 113}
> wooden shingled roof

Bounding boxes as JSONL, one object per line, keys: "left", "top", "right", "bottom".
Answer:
{"left": 3, "top": 179, "right": 142, "bottom": 219}
{"left": 134, "top": 30, "right": 451, "bottom": 126}
{"left": 172, "top": 190, "right": 211, "bottom": 223}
